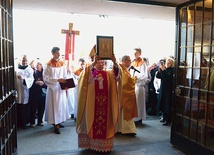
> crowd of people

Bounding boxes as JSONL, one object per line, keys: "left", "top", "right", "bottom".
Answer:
{"left": 15, "top": 46, "right": 175, "bottom": 153}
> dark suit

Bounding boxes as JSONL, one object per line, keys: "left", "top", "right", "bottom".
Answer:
{"left": 156, "top": 67, "right": 174, "bottom": 124}
{"left": 29, "top": 69, "right": 47, "bottom": 125}
{"left": 147, "top": 66, "right": 159, "bottom": 115}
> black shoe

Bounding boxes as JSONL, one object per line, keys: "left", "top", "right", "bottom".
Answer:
{"left": 37, "top": 123, "right": 44, "bottom": 126}
{"left": 163, "top": 123, "right": 170, "bottom": 126}
{"left": 160, "top": 117, "right": 165, "bottom": 122}
{"left": 124, "top": 133, "right": 137, "bottom": 136}
{"left": 160, "top": 119, "right": 165, "bottom": 123}
{"left": 54, "top": 128, "right": 60, "bottom": 134}
{"left": 59, "top": 123, "right": 64, "bottom": 128}
{"left": 134, "top": 119, "right": 142, "bottom": 126}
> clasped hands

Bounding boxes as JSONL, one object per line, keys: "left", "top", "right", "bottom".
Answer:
{"left": 35, "top": 81, "right": 44, "bottom": 86}
{"left": 57, "top": 78, "right": 68, "bottom": 90}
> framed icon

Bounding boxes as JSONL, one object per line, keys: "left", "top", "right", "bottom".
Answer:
{"left": 96, "top": 35, "right": 114, "bottom": 59}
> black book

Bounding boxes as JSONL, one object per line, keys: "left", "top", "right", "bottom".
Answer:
{"left": 60, "top": 78, "right": 75, "bottom": 90}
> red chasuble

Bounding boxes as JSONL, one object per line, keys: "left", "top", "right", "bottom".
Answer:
{"left": 92, "top": 70, "right": 108, "bottom": 139}
{"left": 76, "top": 65, "right": 119, "bottom": 152}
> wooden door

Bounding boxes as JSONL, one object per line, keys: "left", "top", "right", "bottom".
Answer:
{"left": 171, "top": 0, "right": 214, "bottom": 154}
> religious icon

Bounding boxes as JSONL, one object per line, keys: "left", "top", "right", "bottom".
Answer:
{"left": 96, "top": 36, "right": 114, "bottom": 59}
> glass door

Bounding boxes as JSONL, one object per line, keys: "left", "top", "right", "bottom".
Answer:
{"left": 171, "top": 0, "right": 214, "bottom": 154}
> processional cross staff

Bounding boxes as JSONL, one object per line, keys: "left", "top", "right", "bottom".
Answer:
{"left": 61, "top": 23, "right": 80, "bottom": 63}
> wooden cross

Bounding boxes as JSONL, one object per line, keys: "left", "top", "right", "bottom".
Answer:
{"left": 61, "top": 23, "right": 80, "bottom": 61}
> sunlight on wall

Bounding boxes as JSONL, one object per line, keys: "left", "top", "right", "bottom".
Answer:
{"left": 13, "top": 9, "right": 175, "bottom": 66}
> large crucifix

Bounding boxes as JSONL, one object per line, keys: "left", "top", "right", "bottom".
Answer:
{"left": 61, "top": 23, "right": 80, "bottom": 62}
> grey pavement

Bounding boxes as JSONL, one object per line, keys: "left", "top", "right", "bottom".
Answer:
{"left": 17, "top": 115, "right": 186, "bottom": 155}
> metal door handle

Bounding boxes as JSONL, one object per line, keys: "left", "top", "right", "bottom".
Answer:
{"left": 175, "top": 87, "right": 181, "bottom": 96}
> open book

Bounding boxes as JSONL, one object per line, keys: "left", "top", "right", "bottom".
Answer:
{"left": 59, "top": 78, "right": 75, "bottom": 90}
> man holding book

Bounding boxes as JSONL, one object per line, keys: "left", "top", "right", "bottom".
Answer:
{"left": 43, "top": 46, "right": 70, "bottom": 134}
{"left": 76, "top": 46, "right": 120, "bottom": 152}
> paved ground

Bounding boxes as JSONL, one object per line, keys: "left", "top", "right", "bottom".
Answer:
{"left": 17, "top": 115, "right": 186, "bottom": 155}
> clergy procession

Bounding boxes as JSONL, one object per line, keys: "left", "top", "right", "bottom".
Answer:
{"left": 15, "top": 41, "right": 174, "bottom": 153}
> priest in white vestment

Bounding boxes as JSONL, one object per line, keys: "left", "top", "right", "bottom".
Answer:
{"left": 15, "top": 55, "right": 34, "bottom": 128}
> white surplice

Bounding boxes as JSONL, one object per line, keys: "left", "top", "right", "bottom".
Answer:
{"left": 43, "top": 65, "right": 70, "bottom": 125}
{"left": 66, "top": 71, "right": 78, "bottom": 116}
{"left": 130, "top": 63, "right": 148, "bottom": 121}
{"left": 15, "top": 66, "right": 34, "bottom": 104}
